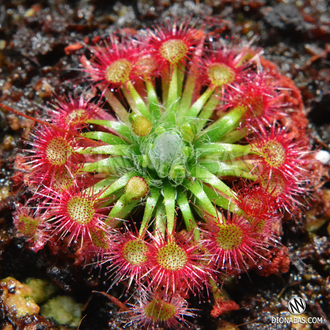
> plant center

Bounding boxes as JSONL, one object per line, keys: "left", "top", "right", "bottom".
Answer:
{"left": 207, "top": 63, "right": 235, "bottom": 87}
{"left": 252, "top": 219, "right": 266, "bottom": 234}
{"left": 148, "top": 131, "right": 186, "bottom": 179}
{"left": 17, "top": 215, "right": 40, "bottom": 236}
{"left": 261, "top": 171, "right": 286, "bottom": 197}
{"left": 105, "top": 58, "right": 132, "bottom": 83}
{"left": 45, "top": 136, "right": 71, "bottom": 166}
{"left": 67, "top": 196, "right": 95, "bottom": 225}
{"left": 216, "top": 224, "right": 243, "bottom": 250}
{"left": 90, "top": 228, "right": 110, "bottom": 249}
{"left": 53, "top": 169, "right": 75, "bottom": 191}
{"left": 157, "top": 242, "right": 188, "bottom": 271}
{"left": 65, "top": 109, "right": 88, "bottom": 125}
{"left": 159, "top": 39, "right": 188, "bottom": 64}
{"left": 144, "top": 299, "right": 177, "bottom": 322}
{"left": 250, "top": 96, "right": 265, "bottom": 117}
{"left": 123, "top": 239, "right": 148, "bottom": 266}
{"left": 261, "top": 140, "right": 286, "bottom": 168}
{"left": 242, "top": 192, "right": 266, "bottom": 217}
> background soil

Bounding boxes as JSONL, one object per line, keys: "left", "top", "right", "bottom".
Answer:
{"left": 0, "top": 0, "right": 330, "bottom": 329}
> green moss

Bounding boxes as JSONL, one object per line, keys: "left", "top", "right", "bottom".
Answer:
{"left": 25, "top": 278, "right": 57, "bottom": 304}
{"left": 40, "top": 295, "right": 83, "bottom": 327}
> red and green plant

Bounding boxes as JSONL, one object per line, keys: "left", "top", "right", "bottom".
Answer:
{"left": 6, "top": 21, "right": 316, "bottom": 328}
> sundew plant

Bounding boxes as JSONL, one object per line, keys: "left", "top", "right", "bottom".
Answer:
{"left": 10, "top": 22, "right": 314, "bottom": 328}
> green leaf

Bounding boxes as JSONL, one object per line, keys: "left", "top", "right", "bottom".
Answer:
{"left": 166, "top": 64, "right": 179, "bottom": 125}
{"left": 82, "top": 157, "right": 133, "bottom": 173}
{"left": 87, "top": 119, "right": 132, "bottom": 140}
{"left": 106, "top": 195, "right": 139, "bottom": 227}
{"left": 195, "top": 93, "right": 220, "bottom": 132}
{"left": 145, "top": 76, "right": 161, "bottom": 119}
{"left": 218, "top": 127, "right": 248, "bottom": 144}
{"left": 196, "top": 106, "right": 245, "bottom": 143}
{"left": 104, "top": 91, "right": 129, "bottom": 124}
{"left": 161, "top": 66, "right": 170, "bottom": 108}
{"left": 183, "top": 179, "right": 217, "bottom": 218}
{"left": 163, "top": 182, "right": 177, "bottom": 235}
{"left": 178, "top": 37, "right": 205, "bottom": 122}
{"left": 96, "top": 172, "right": 137, "bottom": 198}
{"left": 195, "top": 142, "right": 252, "bottom": 159}
{"left": 186, "top": 85, "right": 215, "bottom": 119}
{"left": 191, "top": 165, "right": 234, "bottom": 198}
{"left": 99, "top": 188, "right": 124, "bottom": 207}
{"left": 177, "top": 62, "right": 185, "bottom": 100}
{"left": 200, "top": 160, "right": 257, "bottom": 181}
{"left": 203, "top": 184, "right": 238, "bottom": 212}
{"left": 83, "top": 177, "right": 115, "bottom": 196}
{"left": 178, "top": 71, "right": 197, "bottom": 121}
{"left": 81, "top": 131, "right": 127, "bottom": 145}
{"left": 176, "top": 189, "right": 200, "bottom": 240}
{"left": 155, "top": 203, "right": 166, "bottom": 238}
{"left": 125, "top": 81, "right": 151, "bottom": 121}
{"left": 77, "top": 145, "right": 132, "bottom": 156}
{"left": 139, "top": 187, "right": 161, "bottom": 237}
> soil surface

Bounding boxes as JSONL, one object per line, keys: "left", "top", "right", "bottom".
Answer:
{"left": 0, "top": 0, "right": 330, "bottom": 329}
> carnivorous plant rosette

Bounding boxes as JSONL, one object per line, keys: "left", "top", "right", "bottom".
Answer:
{"left": 9, "top": 22, "right": 314, "bottom": 328}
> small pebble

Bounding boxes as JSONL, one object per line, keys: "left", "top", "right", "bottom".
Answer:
{"left": 0, "top": 186, "right": 11, "bottom": 201}
{"left": 3, "top": 135, "right": 15, "bottom": 150}
{"left": 0, "top": 40, "right": 6, "bottom": 50}
{"left": 7, "top": 114, "right": 21, "bottom": 131}
{"left": 315, "top": 150, "right": 330, "bottom": 164}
